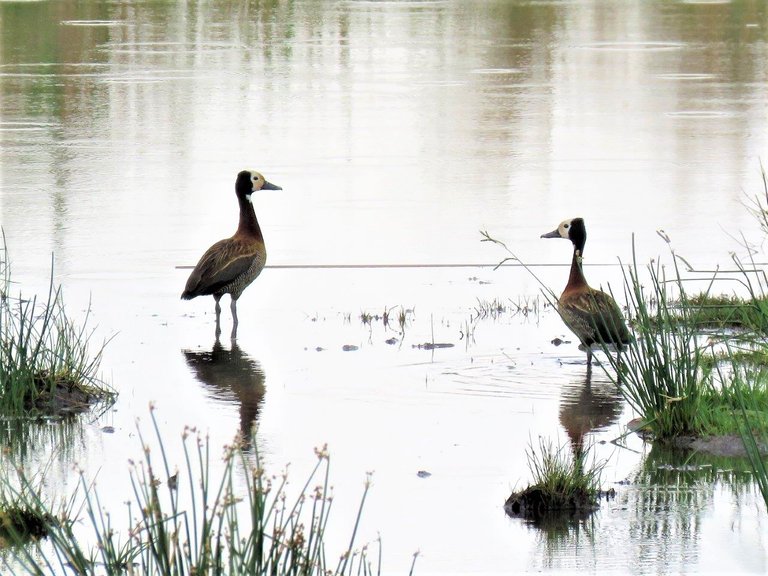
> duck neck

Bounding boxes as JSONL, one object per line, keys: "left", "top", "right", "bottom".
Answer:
{"left": 565, "top": 248, "right": 587, "bottom": 290}
{"left": 237, "top": 195, "right": 263, "bottom": 241}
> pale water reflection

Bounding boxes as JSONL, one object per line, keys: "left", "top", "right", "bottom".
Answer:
{"left": 182, "top": 339, "right": 266, "bottom": 447}
{"left": 1, "top": 0, "right": 768, "bottom": 573}
{"left": 559, "top": 370, "right": 623, "bottom": 456}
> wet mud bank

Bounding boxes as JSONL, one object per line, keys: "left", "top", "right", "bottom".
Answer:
{"left": 504, "top": 486, "right": 615, "bottom": 521}
{"left": 667, "top": 434, "right": 768, "bottom": 458}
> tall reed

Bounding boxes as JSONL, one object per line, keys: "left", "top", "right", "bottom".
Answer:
{"left": 729, "top": 364, "right": 768, "bottom": 509}
{"left": 3, "top": 408, "right": 407, "bottom": 576}
{"left": 597, "top": 239, "right": 717, "bottom": 440}
{"left": 724, "top": 163, "right": 768, "bottom": 508}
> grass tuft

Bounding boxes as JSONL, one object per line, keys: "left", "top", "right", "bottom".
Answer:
{"left": 0, "top": 504, "right": 53, "bottom": 546}
{"left": 505, "top": 437, "right": 606, "bottom": 522}
{"left": 0, "top": 232, "right": 114, "bottom": 418}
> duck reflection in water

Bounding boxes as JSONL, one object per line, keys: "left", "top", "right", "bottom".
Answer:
{"left": 182, "top": 338, "right": 265, "bottom": 448}
{"left": 559, "top": 370, "right": 623, "bottom": 459}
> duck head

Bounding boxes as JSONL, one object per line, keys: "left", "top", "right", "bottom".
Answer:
{"left": 541, "top": 217, "right": 587, "bottom": 255}
{"left": 236, "top": 170, "right": 282, "bottom": 202}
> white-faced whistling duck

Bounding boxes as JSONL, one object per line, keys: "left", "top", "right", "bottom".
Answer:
{"left": 181, "top": 170, "right": 281, "bottom": 338}
{"left": 541, "top": 217, "right": 631, "bottom": 366}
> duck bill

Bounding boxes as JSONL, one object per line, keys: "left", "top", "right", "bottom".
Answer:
{"left": 541, "top": 229, "right": 560, "bottom": 239}
{"left": 262, "top": 180, "right": 282, "bottom": 191}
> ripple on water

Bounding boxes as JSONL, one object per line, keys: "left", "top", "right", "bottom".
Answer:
{"left": 342, "top": 0, "right": 448, "bottom": 8}
{"left": 666, "top": 110, "right": 736, "bottom": 119}
{"left": 470, "top": 68, "right": 523, "bottom": 75}
{"left": 0, "top": 62, "right": 111, "bottom": 79}
{"left": 103, "top": 41, "right": 244, "bottom": 55}
{"left": 416, "top": 80, "right": 468, "bottom": 88}
{"left": 578, "top": 41, "right": 685, "bottom": 52}
{"left": 60, "top": 20, "right": 129, "bottom": 27}
{"left": 0, "top": 121, "right": 57, "bottom": 132}
{"left": 433, "top": 353, "right": 567, "bottom": 402}
{"left": 680, "top": 0, "right": 731, "bottom": 4}
{"left": 99, "top": 77, "right": 172, "bottom": 85}
{"left": 657, "top": 73, "right": 716, "bottom": 81}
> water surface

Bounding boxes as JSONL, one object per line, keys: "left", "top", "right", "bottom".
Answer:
{"left": 1, "top": 0, "right": 768, "bottom": 573}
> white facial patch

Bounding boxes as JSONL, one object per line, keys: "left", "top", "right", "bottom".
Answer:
{"left": 558, "top": 219, "right": 573, "bottom": 239}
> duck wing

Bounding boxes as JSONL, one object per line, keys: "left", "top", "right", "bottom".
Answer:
{"left": 182, "top": 238, "right": 262, "bottom": 298}
{"left": 559, "top": 288, "right": 631, "bottom": 347}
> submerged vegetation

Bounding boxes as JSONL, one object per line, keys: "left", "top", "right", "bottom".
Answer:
{"left": 4, "top": 409, "right": 406, "bottom": 576}
{"left": 358, "top": 304, "right": 413, "bottom": 334}
{"left": 471, "top": 295, "right": 542, "bottom": 321}
{"left": 0, "top": 234, "right": 114, "bottom": 418}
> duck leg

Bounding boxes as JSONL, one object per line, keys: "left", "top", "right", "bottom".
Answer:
{"left": 214, "top": 295, "right": 223, "bottom": 339}
{"left": 230, "top": 298, "right": 239, "bottom": 340}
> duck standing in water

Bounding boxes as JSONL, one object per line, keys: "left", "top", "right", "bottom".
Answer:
{"left": 541, "top": 217, "right": 631, "bottom": 366}
{"left": 182, "top": 170, "right": 281, "bottom": 338}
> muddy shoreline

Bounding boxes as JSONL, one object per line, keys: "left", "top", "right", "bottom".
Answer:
{"left": 667, "top": 434, "right": 767, "bottom": 458}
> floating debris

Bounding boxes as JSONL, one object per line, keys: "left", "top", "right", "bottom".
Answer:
{"left": 385, "top": 337, "right": 398, "bottom": 345}
{"left": 600, "top": 488, "right": 616, "bottom": 500}
{"left": 342, "top": 344, "right": 359, "bottom": 352}
{"left": 417, "top": 470, "right": 432, "bottom": 478}
{"left": 413, "top": 342, "right": 454, "bottom": 350}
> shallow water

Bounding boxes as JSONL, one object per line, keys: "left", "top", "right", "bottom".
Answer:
{"left": 2, "top": 0, "right": 768, "bottom": 573}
